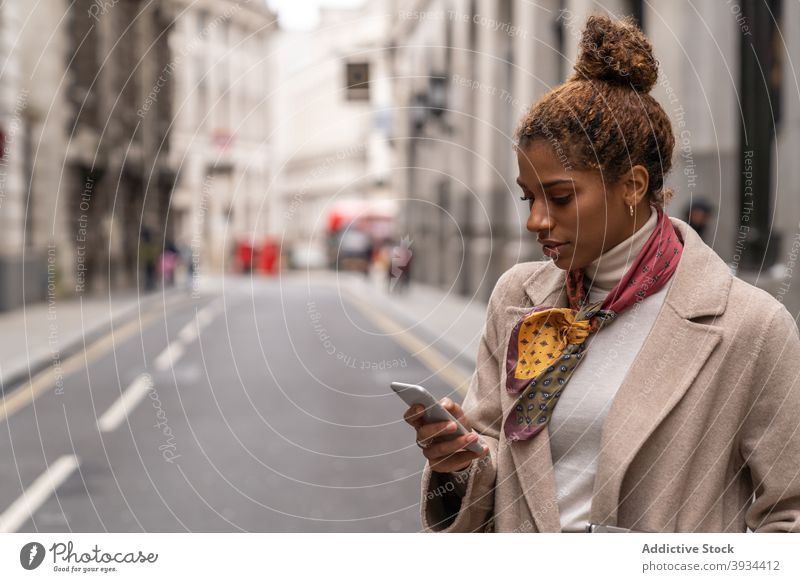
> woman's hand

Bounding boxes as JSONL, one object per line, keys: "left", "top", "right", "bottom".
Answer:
{"left": 403, "top": 397, "right": 490, "bottom": 473}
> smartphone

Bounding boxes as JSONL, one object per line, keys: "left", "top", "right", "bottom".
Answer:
{"left": 391, "top": 381, "right": 485, "bottom": 455}
{"left": 586, "top": 523, "right": 639, "bottom": 533}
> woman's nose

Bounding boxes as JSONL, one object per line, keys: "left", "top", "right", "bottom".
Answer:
{"left": 526, "top": 198, "right": 554, "bottom": 233}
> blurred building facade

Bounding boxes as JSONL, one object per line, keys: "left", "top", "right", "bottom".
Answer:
{"left": 0, "top": 0, "right": 275, "bottom": 310}
{"left": 0, "top": 0, "right": 73, "bottom": 310}
{"left": 64, "top": 0, "right": 178, "bottom": 294}
{"left": 268, "top": 0, "right": 394, "bottom": 255}
{"left": 167, "top": 0, "right": 275, "bottom": 274}
{"left": 389, "top": 0, "right": 800, "bottom": 311}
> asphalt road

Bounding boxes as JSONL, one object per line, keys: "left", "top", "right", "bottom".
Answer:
{"left": 0, "top": 275, "right": 469, "bottom": 532}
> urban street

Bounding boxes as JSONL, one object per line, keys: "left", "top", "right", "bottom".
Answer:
{"left": 0, "top": 273, "right": 478, "bottom": 532}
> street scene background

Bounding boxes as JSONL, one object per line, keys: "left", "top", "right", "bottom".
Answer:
{"left": 0, "top": 0, "right": 798, "bottom": 532}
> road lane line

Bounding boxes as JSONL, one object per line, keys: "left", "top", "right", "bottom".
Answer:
{"left": 178, "top": 323, "right": 198, "bottom": 343}
{"left": 97, "top": 373, "right": 154, "bottom": 433}
{"left": 0, "top": 455, "right": 80, "bottom": 532}
{"left": 0, "top": 309, "right": 162, "bottom": 424}
{"left": 94, "top": 299, "right": 220, "bottom": 432}
{"left": 177, "top": 301, "right": 220, "bottom": 344}
{"left": 196, "top": 308, "right": 216, "bottom": 328}
{"left": 342, "top": 291, "right": 472, "bottom": 395}
{"left": 154, "top": 341, "right": 185, "bottom": 371}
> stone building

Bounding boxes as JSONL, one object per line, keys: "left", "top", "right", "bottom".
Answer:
{"left": 0, "top": 0, "right": 33, "bottom": 310}
{"left": 0, "top": 0, "right": 276, "bottom": 307}
{"left": 166, "top": 0, "right": 276, "bottom": 275}
{"left": 0, "top": 0, "right": 74, "bottom": 309}
{"left": 64, "top": 0, "right": 178, "bottom": 294}
{"left": 268, "top": 0, "right": 394, "bottom": 254}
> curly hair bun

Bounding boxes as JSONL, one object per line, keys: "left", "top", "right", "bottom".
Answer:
{"left": 570, "top": 14, "right": 658, "bottom": 93}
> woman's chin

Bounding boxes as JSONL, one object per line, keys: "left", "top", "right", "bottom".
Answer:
{"left": 542, "top": 244, "right": 580, "bottom": 270}
{"left": 549, "top": 254, "right": 573, "bottom": 270}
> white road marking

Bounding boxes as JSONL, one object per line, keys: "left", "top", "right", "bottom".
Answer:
{"left": 196, "top": 308, "right": 216, "bottom": 328}
{"left": 154, "top": 341, "right": 185, "bottom": 371}
{"left": 0, "top": 310, "right": 162, "bottom": 424}
{"left": 0, "top": 293, "right": 192, "bottom": 425}
{"left": 97, "top": 374, "right": 154, "bottom": 433}
{"left": 177, "top": 300, "right": 221, "bottom": 345}
{"left": 0, "top": 455, "right": 80, "bottom": 532}
{"left": 97, "top": 299, "right": 222, "bottom": 433}
{"left": 178, "top": 323, "right": 198, "bottom": 344}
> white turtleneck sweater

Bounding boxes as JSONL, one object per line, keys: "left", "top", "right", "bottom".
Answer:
{"left": 548, "top": 206, "right": 674, "bottom": 532}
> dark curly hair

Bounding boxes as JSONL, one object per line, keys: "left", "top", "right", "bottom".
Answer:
{"left": 515, "top": 14, "right": 675, "bottom": 208}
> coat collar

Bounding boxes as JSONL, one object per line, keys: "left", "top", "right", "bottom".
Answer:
{"left": 506, "top": 216, "right": 731, "bottom": 532}
{"left": 520, "top": 217, "right": 731, "bottom": 317}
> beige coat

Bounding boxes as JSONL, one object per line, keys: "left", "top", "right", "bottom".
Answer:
{"left": 420, "top": 216, "right": 800, "bottom": 533}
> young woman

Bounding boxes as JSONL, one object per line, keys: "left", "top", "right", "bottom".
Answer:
{"left": 403, "top": 15, "right": 800, "bottom": 533}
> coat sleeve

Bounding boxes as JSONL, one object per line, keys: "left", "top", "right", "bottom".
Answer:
{"left": 739, "top": 303, "right": 800, "bottom": 533}
{"left": 419, "top": 271, "right": 513, "bottom": 532}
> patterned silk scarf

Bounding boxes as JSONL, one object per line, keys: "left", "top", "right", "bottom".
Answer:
{"left": 503, "top": 205, "right": 685, "bottom": 442}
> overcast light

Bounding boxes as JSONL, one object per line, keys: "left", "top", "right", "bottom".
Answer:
{"left": 266, "top": 0, "right": 367, "bottom": 31}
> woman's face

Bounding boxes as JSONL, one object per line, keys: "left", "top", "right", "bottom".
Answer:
{"left": 516, "top": 139, "right": 645, "bottom": 271}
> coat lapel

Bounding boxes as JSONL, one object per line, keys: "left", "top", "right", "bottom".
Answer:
{"left": 504, "top": 262, "right": 569, "bottom": 533}
{"left": 505, "top": 217, "right": 732, "bottom": 532}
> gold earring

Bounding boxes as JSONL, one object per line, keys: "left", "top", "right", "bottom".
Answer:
{"left": 629, "top": 205, "right": 634, "bottom": 217}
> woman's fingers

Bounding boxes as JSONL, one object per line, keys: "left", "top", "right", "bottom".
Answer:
{"left": 416, "top": 420, "right": 457, "bottom": 443}
{"left": 428, "top": 440, "right": 490, "bottom": 473}
{"left": 403, "top": 400, "right": 483, "bottom": 465}
{"left": 403, "top": 399, "right": 471, "bottom": 431}
{"left": 439, "top": 397, "right": 471, "bottom": 431}
{"left": 429, "top": 451, "right": 479, "bottom": 473}
{"left": 402, "top": 404, "right": 426, "bottom": 429}
{"left": 423, "top": 431, "right": 481, "bottom": 460}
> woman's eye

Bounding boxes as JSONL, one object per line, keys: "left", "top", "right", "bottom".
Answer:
{"left": 519, "top": 195, "right": 571, "bottom": 206}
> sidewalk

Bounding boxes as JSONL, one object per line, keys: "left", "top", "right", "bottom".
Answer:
{"left": 0, "top": 287, "right": 191, "bottom": 392}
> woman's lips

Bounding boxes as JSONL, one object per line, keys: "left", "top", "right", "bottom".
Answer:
{"left": 541, "top": 242, "right": 568, "bottom": 257}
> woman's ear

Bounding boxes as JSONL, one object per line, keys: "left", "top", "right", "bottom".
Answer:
{"left": 623, "top": 165, "right": 650, "bottom": 206}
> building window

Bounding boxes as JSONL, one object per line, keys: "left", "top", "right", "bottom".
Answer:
{"left": 345, "top": 62, "right": 370, "bottom": 101}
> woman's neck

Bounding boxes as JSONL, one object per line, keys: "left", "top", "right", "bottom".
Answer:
{"left": 584, "top": 205, "right": 657, "bottom": 294}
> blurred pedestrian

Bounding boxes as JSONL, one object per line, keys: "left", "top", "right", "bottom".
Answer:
{"left": 159, "top": 239, "right": 179, "bottom": 287}
{"left": 179, "top": 243, "right": 195, "bottom": 292}
{"left": 140, "top": 227, "right": 158, "bottom": 292}
{"left": 388, "top": 237, "right": 413, "bottom": 293}
{"left": 684, "top": 197, "right": 714, "bottom": 239}
{"left": 337, "top": 229, "right": 373, "bottom": 276}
